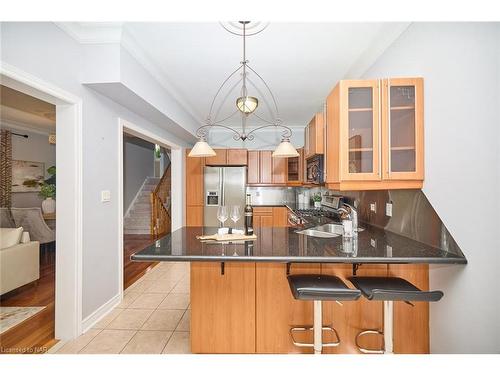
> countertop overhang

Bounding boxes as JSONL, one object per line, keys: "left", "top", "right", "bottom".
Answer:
{"left": 130, "top": 225, "right": 467, "bottom": 265}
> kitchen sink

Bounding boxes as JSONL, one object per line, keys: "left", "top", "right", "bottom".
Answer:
{"left": 295, "top": 229, "right": 341, "bottom": 238}
{"left": 296, "top": 223, "right": 365, "bottom": 238}
{"left": 314, "top": 223, "right": 344, "bottom": 235}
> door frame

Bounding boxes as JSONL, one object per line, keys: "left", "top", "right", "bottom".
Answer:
{"left": 118, "top": 118, "right": 184, "bottom": 293}
{"left": 1, "top": 62, "right": 83, "bottom": 340}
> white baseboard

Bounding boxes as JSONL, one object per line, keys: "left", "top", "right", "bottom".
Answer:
{"left": 81, "top": 292, "right": 122, "bottom": 333}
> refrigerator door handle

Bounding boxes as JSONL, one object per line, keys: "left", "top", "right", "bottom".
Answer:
{"left": 220, "top": 168, "right": 224, "bottom": 206}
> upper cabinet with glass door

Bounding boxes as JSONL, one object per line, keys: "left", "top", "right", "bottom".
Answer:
{"left": 325, "top": 77, "right": 424, "bottom": 191}
{"left": 382, "top": 78, "right": 424, "bottom": 181}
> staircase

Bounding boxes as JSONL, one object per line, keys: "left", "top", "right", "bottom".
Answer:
{"left": 124, "top": 177, "right": 160, "bottom": 235}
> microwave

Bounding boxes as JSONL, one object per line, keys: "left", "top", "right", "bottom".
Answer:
{"left": 306, "top": 155, "right": 324, "bottom": 184}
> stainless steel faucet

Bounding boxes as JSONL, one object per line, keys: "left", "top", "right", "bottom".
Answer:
{"left": 338, "top": 203, "right": 358, "bottom": 233}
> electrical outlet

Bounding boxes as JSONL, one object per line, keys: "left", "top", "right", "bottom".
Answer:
{"left": 370, "top": 202, "right": 377, "bottom": 213}
{"left": 101, "top": 190, "right": 111, "bottom": 203}
{"left": 386, "top": 202, "right": 393, "bottom": 217}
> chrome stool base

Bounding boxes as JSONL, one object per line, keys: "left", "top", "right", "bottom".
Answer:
{"left": 355, "top": 330, "right": 385, "bottom": 354}
{"left": 290, "top": 326, "right": 341, "bottom": 348}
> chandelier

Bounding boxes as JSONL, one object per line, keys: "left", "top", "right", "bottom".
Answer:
{"left": 188, "top": 21, "right": 299, "bottom": 158}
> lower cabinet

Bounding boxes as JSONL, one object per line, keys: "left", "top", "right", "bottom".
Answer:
{"left": 190, "top": 262, "right": 429, "bottom": 354}
{"left": 186, "top": 205, "right": 203, "bottom": 227}
{"left": 190, "top": 262, "right": 256, "bottom": 353}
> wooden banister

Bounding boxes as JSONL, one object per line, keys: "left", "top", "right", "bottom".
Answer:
{"left": 150, "top": 164, "right": 171, "bottom": 236}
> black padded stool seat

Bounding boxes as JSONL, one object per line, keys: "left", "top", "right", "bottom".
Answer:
{"left": 348, "top": 276, "right": 444, "bottom": 302}
{"left": 288, "top": 274, "right": 361, "bottom": 301}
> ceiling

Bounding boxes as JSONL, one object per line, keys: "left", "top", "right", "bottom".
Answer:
{"left": 123, "top": 22, "right": 406, "bottom": 128}
{"left": 0, "top": 85, "right": 56, "bottom": 133}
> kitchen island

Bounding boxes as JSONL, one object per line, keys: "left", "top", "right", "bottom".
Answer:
{"left": 131, "top": 225, "right": 466, "bottom": 354}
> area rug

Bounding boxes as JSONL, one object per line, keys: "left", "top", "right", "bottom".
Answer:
{"left": 0, "top": 306, "right": 46, "bottom": 334}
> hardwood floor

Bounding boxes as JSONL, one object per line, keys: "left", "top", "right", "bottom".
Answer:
{"left": 0, "top": 246, "right": 56, "bottom": 354}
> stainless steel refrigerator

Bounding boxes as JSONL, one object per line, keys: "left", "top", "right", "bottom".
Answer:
{"left": 204, "top": 166, "right": 247, "bottom": 227}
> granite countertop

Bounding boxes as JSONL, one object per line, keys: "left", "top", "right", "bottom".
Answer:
{"left": 131, "top": 223, "right": 467, "bottom": 265}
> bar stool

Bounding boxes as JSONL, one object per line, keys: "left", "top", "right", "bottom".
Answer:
{"left": 348, "top": 276, "right": 444, "bottom": 354}
{"left": 287, "top": 274, "right": 361, "bottom": 354}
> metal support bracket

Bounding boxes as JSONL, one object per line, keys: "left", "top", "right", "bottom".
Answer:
{"left": 353, "top": 263, "right": 361, "bottom": 275}
{"left": 221, "top": 262, "right": 225, "bottom": 275}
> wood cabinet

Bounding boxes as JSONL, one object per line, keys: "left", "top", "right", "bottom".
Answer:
{"left": 381, "top": 78, "right": 424, "bottom": 182}
{"left": 247, "top": 151, "right": 260, "bottom": 184}
{"left": 325, "top": 78, "right": 424, "bottom": 190}
{"left": 247, "top": 150, "right": 288, "bottom": 186}
{"left": 272, "top": 207, "right": 289, "bottom": 227}
{"left": 253, "top": 207, "right": 273, "bottom": 228}
{"left": 204, "top": 148, "right": 227, "bottom": 165}
{"left": 185, "top": 149, "right": 204, "bottom": 226}
{"left": 286, "top": 148, "right": 303, "bottom": 185}
{"left": 272, "top": 156, "right": 287, "bottom": 184}
{"left": 191, "top": 262, "right": 430, "bottom": 354}
{"left": 204, "top": 148, "right": 248, "bottom": 166}
{"left": 253, "top": 206, "right": 290, "bottom": 228}
{"left": 191, "top": 262, "right": 256, "bottom": 353}
{"left": 260, "top": 151, "right": 273, "bottom": 184}
{"left": 304, "top": 112, "right": 324, "bottom": 159}
{"left": 227, "top": 149, "right": 248, "bottom": 165}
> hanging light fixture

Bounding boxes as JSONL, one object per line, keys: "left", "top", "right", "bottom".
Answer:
{"left": 188, "top": 136, "right": 216, "bottom": 157}
{"left": 189, "top": 21, "right": 298, "bottom": 158}
{"left": 236, "top": 96, "right": 258, "bottom": 114}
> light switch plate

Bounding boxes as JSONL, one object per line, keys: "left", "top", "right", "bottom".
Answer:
{"left": 386, "top": 202, "right": 393, "bottom": 217}
{"left": 101, "top": 190, "right": 111, "bottom": 203}
{"left": 386, "top": 245, "right": 393, "bottom": 256}
{"left": 370, "top": 202, "right": 377, "bottom": 213}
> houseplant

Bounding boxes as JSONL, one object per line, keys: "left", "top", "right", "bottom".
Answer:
{"left": 39, "top": 166, "right": 56, "bottom": 214}
{"left": 313, "top": 192, "right": 322, "bottom": 208}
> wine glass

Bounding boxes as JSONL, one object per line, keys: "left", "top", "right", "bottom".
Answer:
{"left": 217, "top": 205, "right": 228, "bottom": 228}
{"left": 230, "top": 205, "right": 241, "bottom": 228}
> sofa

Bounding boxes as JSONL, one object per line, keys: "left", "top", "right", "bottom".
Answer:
{"left": 0, "top": 227, "right": 40, "bottom": 295}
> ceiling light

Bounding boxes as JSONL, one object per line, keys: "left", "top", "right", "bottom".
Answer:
{"left": 236, "top": 96, "right": 258, "bottom": 114}
{"left": 189, "top": 21, "right": 298, "bottom": 158}
{"left": 272, "top": 138, "right": 299, "bottom": 158}
{"left": 188, "top": 138, "right": 216, "bottom": 157}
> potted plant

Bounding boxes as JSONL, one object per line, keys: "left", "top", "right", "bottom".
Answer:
{"left": 39, "top": 166, "right": 56, "bottom": 214}
{"left": 313, "top": 192, "right": 322, "bottom": 208}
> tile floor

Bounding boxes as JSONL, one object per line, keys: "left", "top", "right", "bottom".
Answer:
{"left": 55, "top": 262, "right": 191, "bottom": 354}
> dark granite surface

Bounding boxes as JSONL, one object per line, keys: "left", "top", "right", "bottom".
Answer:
{"left": 131, "top": 223, "right": 467, "bottom": 265}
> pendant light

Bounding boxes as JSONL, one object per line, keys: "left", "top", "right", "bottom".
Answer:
{"left": 189, "top": 21, "right": 298, "bottom": 158}
{"left": 188, "top": 137, "right": 216, "bottom": 157}
{"left": 272, "top": 137, "right": 299, "bottom": 158}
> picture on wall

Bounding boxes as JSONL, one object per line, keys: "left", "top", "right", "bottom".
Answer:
{"left": 12, "top": 160, "right": 45, "bottom": 193}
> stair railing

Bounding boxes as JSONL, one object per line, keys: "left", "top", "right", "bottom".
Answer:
{"left": 150, "top": 164, "right": 171, "bottom": 236}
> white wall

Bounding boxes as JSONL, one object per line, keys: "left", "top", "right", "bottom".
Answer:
{"left": 3, "top": 126, "right": 56, "bottom": 208}
{"left": 123, "top": 138, "right": 154, "bottom": 211}
{"left": 361, "top": 22, "right": 500, "bottom": 353}
{"left": 0, "top": 22, "right": 190, "bottom": 320}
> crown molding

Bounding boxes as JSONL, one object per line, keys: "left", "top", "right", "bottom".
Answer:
{"left": 1, "top": 119, "right": 54, "bottom": 136}
{"left": 55, "top": 22, "right": 123, "bottom": 44}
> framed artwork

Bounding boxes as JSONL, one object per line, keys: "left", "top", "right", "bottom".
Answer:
{"left": 12, "top": 160, "right": 45, "bottom": 193}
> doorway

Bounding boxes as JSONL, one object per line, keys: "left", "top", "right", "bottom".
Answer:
{"left": 0, "top": 64, "right": 83, "bottom": 352}
{"left": 118, "top": 119, "right": 183, "bottom": 295}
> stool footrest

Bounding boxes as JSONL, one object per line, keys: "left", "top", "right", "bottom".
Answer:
{"left": 290, "top": 326, "right": 340, "bottom": 348}
{"left": 355, "top": 330, "right": 384, "bottom": 354}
